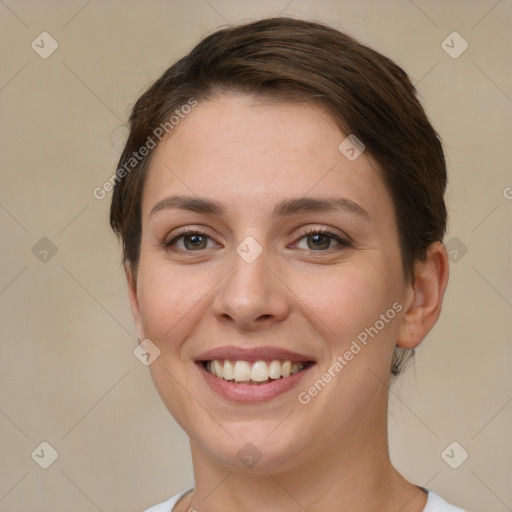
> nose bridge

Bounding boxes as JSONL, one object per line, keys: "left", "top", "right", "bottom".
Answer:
{"left": 235, "top": 235, "right": 270, "bottom": 289}
{"left": 212, "top": 235, "right": 289, "bottom": 328}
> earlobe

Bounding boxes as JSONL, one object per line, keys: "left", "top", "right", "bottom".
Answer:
{"left": 396, "top": 242, "right": 450, "bottom": 350}
{"left": 125, "top": 262, "right": 144, "bottom": 341}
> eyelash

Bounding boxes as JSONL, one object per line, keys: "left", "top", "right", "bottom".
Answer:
{"left": 162, "top": 227, "right": 350, "bottom": 253}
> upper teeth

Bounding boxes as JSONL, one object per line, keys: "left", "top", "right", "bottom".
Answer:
{"left": 206, "top": 360, "right": 306, "bottom": 382}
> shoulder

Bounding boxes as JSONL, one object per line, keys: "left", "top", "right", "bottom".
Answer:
{"left": 143, "top": 487, "right": 194, "bottom": 512}
{"left": 424, "top": 491, "right": 467, "bottom": 512}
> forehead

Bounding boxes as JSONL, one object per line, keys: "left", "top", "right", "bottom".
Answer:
{"left": 142, "top": 93, "right": 392, "bottom": 226}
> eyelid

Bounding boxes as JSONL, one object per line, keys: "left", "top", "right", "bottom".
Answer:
{"left": 163, "top": 226, "right": 218, "bottom": 248}
{"left": 292, "top": 226, "right": 351, "bottom": 249}
{"left": 162, "top": 225, "right": 351, "bottom": 253}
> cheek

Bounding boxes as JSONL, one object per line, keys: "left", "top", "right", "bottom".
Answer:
{"left": 135, "top": 258, "right": 207, "bottom": 349}
{"left": 305, "top": 264, "right": 395, "bottom": 340}
{"left": 299, "top": 261, "right": 403, "bottom": 394}
{"left": 135, "top": 235, "right": 404, "bottom": 369}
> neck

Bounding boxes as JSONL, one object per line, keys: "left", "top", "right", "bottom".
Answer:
{"left": 178, "top": 387, "right": 427, "bottom": 512}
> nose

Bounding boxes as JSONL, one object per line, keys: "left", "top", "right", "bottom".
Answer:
{"left": 211, "top": 242, "right": 290, "bottom": 331}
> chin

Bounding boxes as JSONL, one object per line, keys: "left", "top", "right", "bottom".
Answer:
{"left": 188, "top": 421, "right": 313, "bottom": 473}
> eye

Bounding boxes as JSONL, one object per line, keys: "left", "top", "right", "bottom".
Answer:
{"left": 162, "top": 227, "right": 350, "bottom": 254}
{"left": 163, "top": 229, "right": 217, "bottom": 252}
{"left": 294, "top": 227, "right": 349, "bottom": 251}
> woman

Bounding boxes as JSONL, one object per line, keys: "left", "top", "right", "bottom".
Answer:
{"left": 110, "top": 17, "right": 466, "bottom": 512}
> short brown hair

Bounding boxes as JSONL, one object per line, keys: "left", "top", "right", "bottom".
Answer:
{"left": 110, "top": 17, "right": 447, "bottom": 376}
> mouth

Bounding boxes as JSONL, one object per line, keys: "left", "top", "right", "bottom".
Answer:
{"left": 194, "top": 346, "right": 316, "bottom": 402}
{"left": 201, "top": 359, "right": 315, "bottom": 385}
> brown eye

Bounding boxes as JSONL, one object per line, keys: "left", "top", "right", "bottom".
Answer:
{"left": 306, "top": 233, "right": 332, "bottom": 250}
{"left": 182, "top": 233, "right": 208, "bottom": 250}
{"left": 164, "top": 230, "right": 214, "bottom": 252}
{"left": 295, "top": 228, "right": 349, "bottom": 251}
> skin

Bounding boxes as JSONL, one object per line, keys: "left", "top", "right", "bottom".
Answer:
{"left": 126, "top": 93, "right": 449, "bottom": 512}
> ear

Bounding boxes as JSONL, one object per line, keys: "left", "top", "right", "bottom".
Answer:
{"left": 396, "top": 241, "right": 450, "bottom": 350}
{"left": 125, "top": 262, "right": 145, "bottom": 341}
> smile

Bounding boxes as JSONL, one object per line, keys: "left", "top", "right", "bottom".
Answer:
{"left": 194, "top": 346, "right": 316, "bottom": 402}
{"left": 203, "top": 359, "right": 313, "bottom": 384}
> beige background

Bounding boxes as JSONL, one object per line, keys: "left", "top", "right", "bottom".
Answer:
{"left": 0, "top": 0, "right": 511, "bottom": 510}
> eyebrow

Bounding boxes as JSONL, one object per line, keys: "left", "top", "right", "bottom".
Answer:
{"left": 150, "top": 195, "right": 371, "bottom": 221}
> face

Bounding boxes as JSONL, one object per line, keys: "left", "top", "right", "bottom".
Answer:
{"left": 127, "top": 93, "right": 415, "bottom": 472}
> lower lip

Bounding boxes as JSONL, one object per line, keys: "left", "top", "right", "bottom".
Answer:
{"left": 196, "top": 362, "right": 315, "bottom": 403}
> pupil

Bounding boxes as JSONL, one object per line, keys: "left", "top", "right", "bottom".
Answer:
{"left": 310, "top": 234, "right": 328, "bottom": 250}
{"left": 187, "top": 234, "right": 205, "bottom": 249}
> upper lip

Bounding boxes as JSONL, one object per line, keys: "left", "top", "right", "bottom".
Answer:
{"left": 194, "top": 345, "right": 316, "bottom": 363}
